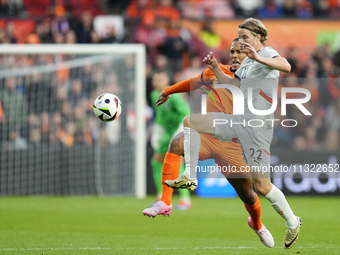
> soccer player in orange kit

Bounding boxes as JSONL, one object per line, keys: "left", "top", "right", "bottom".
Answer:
{"left": 143, "top": 38, "right": 275, "bottom": 248}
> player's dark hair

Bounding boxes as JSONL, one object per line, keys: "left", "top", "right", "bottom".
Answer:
{"left": 232, "top": 38, "right": 239, "bottom": 42}
{"left": 239, "top": 18, "right": 268, "bottom": 45}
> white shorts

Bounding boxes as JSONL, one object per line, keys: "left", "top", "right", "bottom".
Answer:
{"left": 212, "top": 112, "right": 273, "bottom": 174}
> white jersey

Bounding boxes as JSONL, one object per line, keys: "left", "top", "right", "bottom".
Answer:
{"left": 235, "top": 47, "right": 280, "bottom": 123}
{"left": 212, "top": 47, "right": 282, "bottom": 170}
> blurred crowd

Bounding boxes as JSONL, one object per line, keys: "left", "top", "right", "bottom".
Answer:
{"left": 0, "top": 53, "right": 136, "bottom": 149}
{"left": 0, "top": 0, "right": 340, "bottom": 151}
{"left": 0, "top": 5, "right": 119, "bottom": 44}
{"left": 273, "top": 45, "right": 340, "bottom": 151}
{"left": 126, "top": 0, "right": 340, "bottom": 21}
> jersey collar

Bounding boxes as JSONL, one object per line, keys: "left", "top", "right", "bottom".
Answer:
{"left": 257, "top": 47, "right": 264, "bottom": 53}
{"left": 230, "top": 67, "right": 236, "bottom": 73}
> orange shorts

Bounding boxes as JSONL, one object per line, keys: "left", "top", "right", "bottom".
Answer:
{"left": 199, "top": 133, "right": 248, "bottom": 177}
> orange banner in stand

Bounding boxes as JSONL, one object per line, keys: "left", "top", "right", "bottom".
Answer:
{"left": 181, "top": 20, "right": 340, "bottom": 61}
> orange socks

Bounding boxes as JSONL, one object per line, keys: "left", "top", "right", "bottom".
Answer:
{"left": 244, "top": 192, "right": 262, "bottom": 231}
{"left": 160, "top": 152, "right": 181, "bottom": 206}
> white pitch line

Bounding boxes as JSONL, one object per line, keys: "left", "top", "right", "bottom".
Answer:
{"left": 1, "top": 246, "right": 340, "bottom": 251}
{"left": 114, "top": 246, "right": 340, "bottom": 250}
{"left": 1, "top": 248, "right": 111, "bottom": 251}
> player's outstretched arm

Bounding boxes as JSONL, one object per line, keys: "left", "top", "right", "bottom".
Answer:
{"left": 240, "top": 42, "right": 291, "bottom": 73}
{"left": 203, "top": 52, "right": 240, "bottom": 88}
{"left": 156, "top": 74, "right": 204, "bottom": 106}
{"left": 156, "top": 70, "right": 214, "bottom": 106}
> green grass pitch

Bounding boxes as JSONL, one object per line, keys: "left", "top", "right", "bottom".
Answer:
{"left": 0, "top": 196, "right": 339, "bottom": 255}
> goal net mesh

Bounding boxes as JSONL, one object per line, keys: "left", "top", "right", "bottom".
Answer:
{"left": 0, "top": 52, "right": 137, "bottom": 196}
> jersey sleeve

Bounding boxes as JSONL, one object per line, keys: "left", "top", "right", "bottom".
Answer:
{"left": 264, "top": 47, "right": 280, "bottom": 59}
{"left": 235, "top": 60, "right": 245, "bottom": 80}
{"left": 164, "top": 64, "right": 232, "bottom": 96}
{"left": 164, "top": 79, "right": 190, "bottom": 96}
{"left": 164, "top": 68, "right": 213, "bottom": 96}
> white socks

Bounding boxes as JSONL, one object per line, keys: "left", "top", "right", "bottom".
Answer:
{"left": 183, "top": 127, "right": 201, "bottom": 180}
{"left": 265, "top": 185, "right": 299, "bottom": 229}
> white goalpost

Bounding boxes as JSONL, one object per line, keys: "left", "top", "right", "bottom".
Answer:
{"left": 0, "top": 44, "right": 146, "bottom": 198}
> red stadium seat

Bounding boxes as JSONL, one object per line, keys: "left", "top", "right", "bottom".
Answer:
{"left": 23, "top": 0, "right": 50, "bottom": 17}
{"left": 70, "top": 0, "right": 105, "bottom": 16}
{"left": 0, "top": 19, "right": 36, "bottom": 43}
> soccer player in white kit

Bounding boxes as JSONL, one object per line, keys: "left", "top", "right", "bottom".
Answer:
{"left": 159, "top": 18, "right": 302, "bottom": 249}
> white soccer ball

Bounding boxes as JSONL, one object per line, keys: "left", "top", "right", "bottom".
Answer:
{"left": 93, "top": 93, "right": 122, "bottom": 122}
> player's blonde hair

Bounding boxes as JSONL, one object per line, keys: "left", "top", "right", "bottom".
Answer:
{"left": 239, "top": 18, "right": 268, "bottom": 45}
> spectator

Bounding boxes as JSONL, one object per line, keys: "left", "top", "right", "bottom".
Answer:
{"left": 65, "top": 30, "right": 77, "bottom": 44}
{"left": 126, "top": 0, "right": 154, "bottom": 22}
{"left": 59, "top": 121, "right": 76, "bottom": 147}
{"left": 324, "top": 129, "right": 340, "bottom": 150}
{"left": 1, "top": 77, "right": 28, "bottom": 136}
{"left": 190, "top": 19, "right": 223, "bottom": 61}
{"left": 39, "top": 112, "right": 50, "bottom": 143}
{"left": 296, "top": 0, "right": 313, "bottom": 18}
{"left": 294, "top": 135, "right": 307, "bottom": 150}
{"left": 35, "top": 19, "right": 54, "bottom": 43}
{"left": 89, "top": 30, "right": 100, "bottom": 43}
{"left": 330, "top": 0, "right": 340, "bottom": 18}
{"left": 158, "top": 19, "right": 188, "bottom": 73}
{"left": 51, "top": 5, "right": 70, "bottom": 35}
{"left": 73, "top": 11, "right": 93, "bottom": 43}
{"left": 0, "top": 28, "right": 10, "bottom": 44}
{"left": 258, "top": 0, "right": 284, "bottom": 18}
{"left": 4, "top": 21, "right": 16, "bottom": 43}
{"left": 146, "top": 0, "right": 180, "bottom": 24}
{"left": 99, "top": 26, "right": 118, "bottom": 43}
{"left": 68, "top": 79, "right": 89, "bottom": 107}
{"left": 282, "top": 0, "right": 296, "bottom": 17}
{"left": 28, "top": 128, "right": 42, "bottom": 147}
{"left": 314, "top": 0, "right": 330, "bottom": 17}
{"left": 53, "top": 32, "right": 65, "bottom": 43}
{"left": 5, "top": 130, "right": 28, "bottom": 150}
{"left": 26, "top": 33, "right": 41, "bottom": 44}
{"left": 305, "top": 126, "right": 320, "bottom": 150}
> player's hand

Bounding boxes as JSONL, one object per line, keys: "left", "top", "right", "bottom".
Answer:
{"left": 156, "top": 90, "right": 170, "bottom": 106}
{"left": 203, "top": 52, "right": 218, "bottom": 70}
{"left": 240, "top": 42, "right": 259, "bottom": 61}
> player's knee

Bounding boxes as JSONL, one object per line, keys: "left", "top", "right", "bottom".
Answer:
{"left": 238, "top": 189, "right": 255, "bottom": 205}
{"left": 240, "top": 194, "right": 255, "bottom": 205}
{"left": 183, "top": 115, "right": 190, "bottom": 127}
{"left": 254, "top": 181, "right": 272, "bottom": 196}
{"left": 168, "top": 135, "right": 184, "bottom": 156}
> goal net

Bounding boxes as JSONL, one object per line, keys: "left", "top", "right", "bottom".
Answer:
{"left": 0, "top": 44, "right": 146, "bottom": 198}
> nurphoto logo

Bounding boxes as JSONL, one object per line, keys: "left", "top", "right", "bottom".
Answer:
{"left": 200, "top": 83, "right": 312, "bottom": 128}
